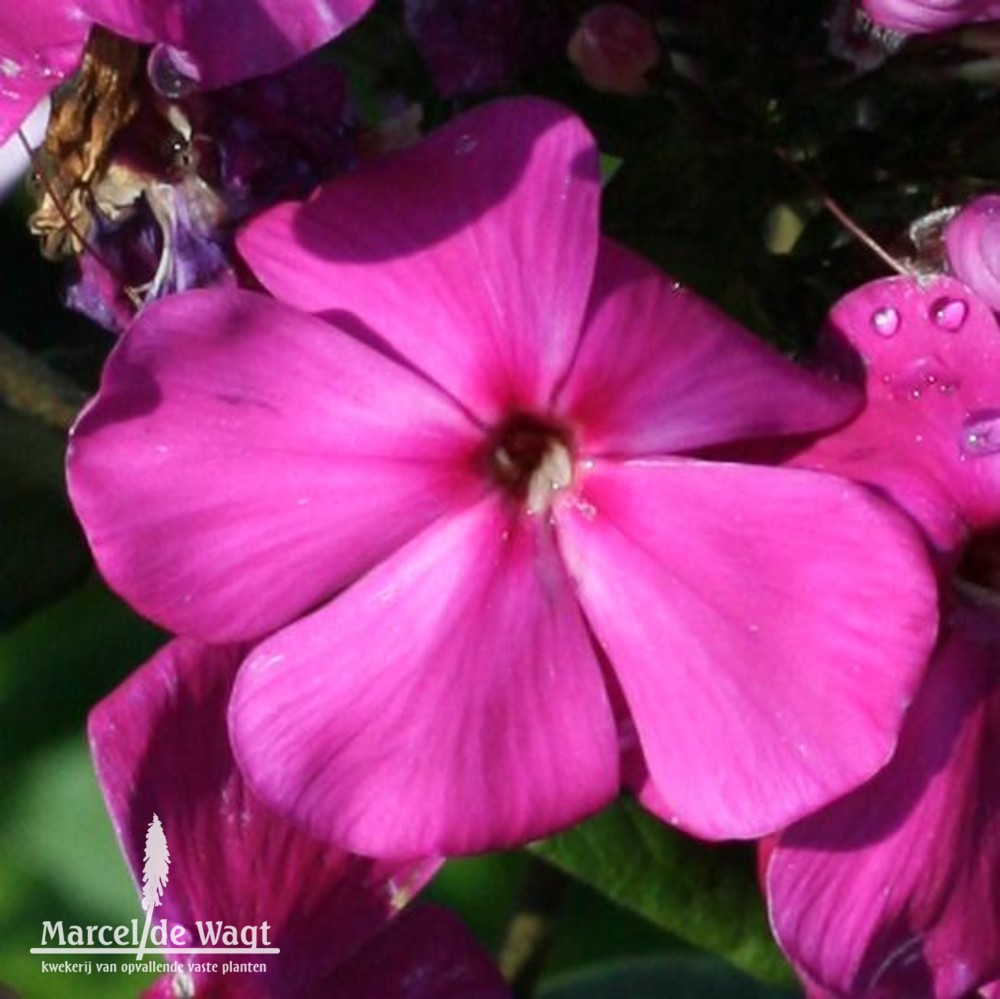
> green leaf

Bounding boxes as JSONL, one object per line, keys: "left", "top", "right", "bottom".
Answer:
{"left": 599, "top": 154, "right": 624, "bottom": 187}
{"left": 530, "top": 798, "right": 793, "bottom": 986}
{"left": 540, "top": 954, "right": 800, "bottom": 999}
{"left": 0, "top": 410, "right": 90, "bottom": 626}
{"left": 0, "top": 737, "right": 157, "bottom": 998}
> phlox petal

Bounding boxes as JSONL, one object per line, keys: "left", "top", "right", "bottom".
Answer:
{"left": 229, "top": 496, "right": 619, "bottom": 858}
{"left": 67, "top": 288, "right": 484, "bottom": 643}
{"left": 328, "top": 905, "right": 511, "bottom": 999}
{"left": 238, "top": 97, "right": 600, "bottom": 421}
{"left": 89, "top": 639, "right": 438, "bottom": 995}
{"left": 862, "top": 0, "right": 998, "bottom": 33}
{"left": 555, "top": 459, "right": 937, "bottom": 839}
{"left": 0, "top": 95, "right": 47, "bottom": 199}
{"left": 767, "top": 600, "right": 1000, "bottom": 999}
{"left": 0, "top": 1, "right": 87, "bottom": 143}
{"left": 140, "top": 905, "right": 510, "bottom": 999}
{"left": 803, "top": 275, "right": 1000, "bottom": 555}
{"left": 78, "top": 0, "right": 374, "bottom": 89}
{"left": 945, "top": 195, "right": 1000, "bottom": 314}
{"left": 556, "top": 238, "right": 860, "bottom": 457}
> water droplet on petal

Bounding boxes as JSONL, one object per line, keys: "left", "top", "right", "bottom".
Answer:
{"left": 453, "top": 133, "right": 477, "bottom": 156}
{"left": 870, "top": 306, "right": 900, "bottom": 337}
{"left": 930, "top": 296, "right": 968, "bottom": 332}
{"left": 0, "top": 57, "right": 21, "bottom": 79}
{"left": 890, "top": 358, "right": 959, "bottom": 402}
{"left": 961, "top": 410, "right": 1000, "bottom": 457}
{"left": 147, "top": 44, "right": 200, "bottom": 99}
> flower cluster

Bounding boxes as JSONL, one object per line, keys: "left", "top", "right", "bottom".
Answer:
{"left": 6, "top": 1, "right": 1000, "bottom": 997}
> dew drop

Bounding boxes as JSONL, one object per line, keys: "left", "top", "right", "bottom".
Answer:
{"left": 961, "top": 410, "right": 1000, "bottom": 457}
{"left": 453, "top": 133, "right": 477, "bottom": 156}
{"left": 0, "top": 57, "right": 20, "bottom": 78}
{"left": 870, "top": 306, "right": 900, "bottom": 337}
{"left": 147, "top": 44, "right": 200, "bottom": 99}
{"left": 930, "top": 296, "right": 968, "bottom": 332}
{"left": 890, "top": 358, "right": 958, "bottom": 401}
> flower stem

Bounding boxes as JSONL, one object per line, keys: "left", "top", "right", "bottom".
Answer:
{"left": 0, "top": 333, "right": 88, "bottom": 432}
{"left": 773, "top": 147, "right": 911, "bottom": 277}
{"left": 498, "top": 857, "right": 567, "bottom": 998}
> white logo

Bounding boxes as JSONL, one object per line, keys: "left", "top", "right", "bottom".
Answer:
{"left": 31, "top": 814, "right": 280, "bottom": 975}
{"left": 138, "top": 814, "right": 170, "bottom": 960}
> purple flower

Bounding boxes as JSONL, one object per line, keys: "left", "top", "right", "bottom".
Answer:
{"left": 764, "top": 276, "right": 1000, "bottom": 999}
{"left": 0, "top": 0, "right": 374, "bottom": 143}
{"left": 91, "top": 638, "right": 509, "bottom": 999}
{"left": 60, "top": 52, "right": 354, "bottom": 333}
{"left": 861, "top": 0, "right": 1000, "bottom": 34}
{"left": 945, "top": 195, "right": 1000, "bottom": 314}
{"left": 68, "top": 97, "right": 937, "bottom": 858}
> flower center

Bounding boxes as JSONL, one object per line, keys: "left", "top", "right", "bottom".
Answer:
{"left": 488, "top": 414, "right": 574, "bottom": 514}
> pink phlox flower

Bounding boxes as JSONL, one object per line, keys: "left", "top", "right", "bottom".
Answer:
{"left": 764, "top": 275, "right": 1000, "bottom": 999}
{"left": 945, "top": 195, "right": 1000, "bottom": 314}
{"left": 0, "top": 0, "right": 374, "bottom": 144}
{"left": 69, "top": 97, "right": 938, "bottom": 858}
{"left": 862, "top": 0, "right": 1000, "bottom": 33}
{"left": 91, "top": 639, "right": 509, "bottom": 999}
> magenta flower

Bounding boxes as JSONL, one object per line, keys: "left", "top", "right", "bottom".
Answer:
{"left": 0, "top": 2, "right": 85, "bottom": 143}
{"left": 0, "top": 93, "right": 47, "bottom": 198}
{"left": 68, "top": 98, "right": 937, "bottom": 858}
{"left": 861, "top": 0, "right": 1000, "bottom": 33}
{"left": 63, "top": 52, "right": 354, "bottom": 333}
{"left": 764, "top": 276, "right": 1000, "bottom": 999}
{"left": 91, "top": 639, "right": 509, "bottom": 999}
{"left": 0, "top": 0, "right": 374, "bottom": 143}
{"left": 945, "top": 195, "right": 1000, "bottom": 314}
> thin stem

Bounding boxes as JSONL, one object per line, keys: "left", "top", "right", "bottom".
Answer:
{"left": 0, "top": 333, "right": 88, "bottom": 432}
{"left": 774, "top": 148, "right": 911, "bottom": 277}
{"left": 498, "top": 857, "right": 567, "bottom": 998}
{"left": 18, "top": 127, "right": 120, "bottom": 277}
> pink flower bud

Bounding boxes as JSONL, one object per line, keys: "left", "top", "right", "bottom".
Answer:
{"left": 945, "top": 195, "right": 1000, "bottom": 312}
{"left": 567, "top": 4, "right": 661, "bottom": 96}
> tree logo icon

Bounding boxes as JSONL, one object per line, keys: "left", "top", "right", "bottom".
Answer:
{"left": 136, "top": 814, "right": 170, "bottom": 960}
